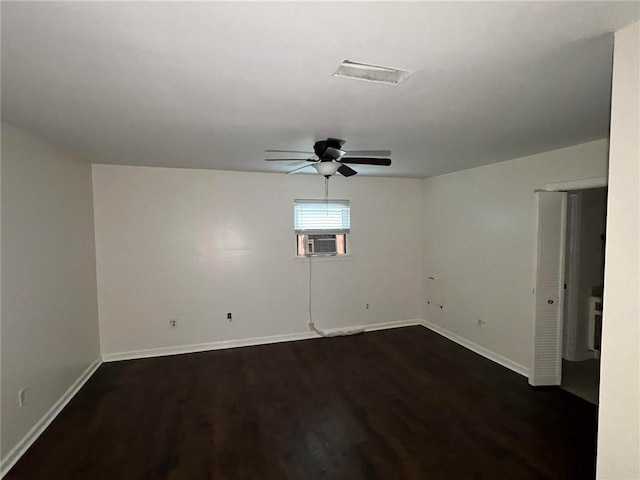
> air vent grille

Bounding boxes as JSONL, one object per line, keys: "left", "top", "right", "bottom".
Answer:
{"left": 332, "top": 59, "right": 412, "bottom": 85}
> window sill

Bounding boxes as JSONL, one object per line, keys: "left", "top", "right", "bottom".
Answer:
{"left": 293, "top": 254, "right": 353, "bottom": 262}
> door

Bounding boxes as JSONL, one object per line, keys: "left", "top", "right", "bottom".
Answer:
{"left": 530, "top": 191, "right": 567, "bottom": 386}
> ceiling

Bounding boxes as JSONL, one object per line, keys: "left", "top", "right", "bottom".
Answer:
{"left": 2, "top": 2, "right": 638, "bottom": 178}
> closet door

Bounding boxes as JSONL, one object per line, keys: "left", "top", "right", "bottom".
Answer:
{"left": 530, "top": 191, "right": 567, "bottom": 386}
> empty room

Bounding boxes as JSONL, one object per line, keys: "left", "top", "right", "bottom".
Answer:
{"left": 1, "top": 2, "right": 638, "bottom": 479}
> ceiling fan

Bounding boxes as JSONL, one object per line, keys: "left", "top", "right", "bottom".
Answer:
{"left": 265, "top": 138, "right": 391, "bottom": 177}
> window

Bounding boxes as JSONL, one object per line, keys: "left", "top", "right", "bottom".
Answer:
{"left": 294, "top": 199, "right": 350, "bottom": 256}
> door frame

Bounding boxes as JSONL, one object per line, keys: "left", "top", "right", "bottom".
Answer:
{"left": 544, "top": 176, "right": 608, "bottom": 192}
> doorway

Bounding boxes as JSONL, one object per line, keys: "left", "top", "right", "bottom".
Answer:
{"left": 561, "top": 187, "right": 607, "bottom": 404}
{"left": 530, "top": 177, "right": 607, "bottom": 396}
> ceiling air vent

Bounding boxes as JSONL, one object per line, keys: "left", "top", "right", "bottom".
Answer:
{"left": 332, "top": 59, "right": 412, "bottom": 86}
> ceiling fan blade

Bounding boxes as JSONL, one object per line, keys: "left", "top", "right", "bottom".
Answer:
{"left": 344, "top": 150, "right": 391, "bottom": 157}
{"left": 325, "top": 146, "right": 346, "bottom": 159}
{"left": 264, "top": 158, "right": 315, "bottom": 162}
{"left": 338, "top": 164, "right": 358, "bottom": 177}
{"left": 313, "top": 140, "right": 327, "bottom": 157}
{"left": 287, "top": 164, "right": 314, "bottom": 174}
{"left": 287, "top": 160, "right": 310, "bottom": 167}
{"left": 340, "top": 157, "right": 391, "bottom": 166}
{"left": 265, "top": 149, "right": 314, "bottom": 154}
{"left": 326, "top": 138, "right": 346, "bottom": 148}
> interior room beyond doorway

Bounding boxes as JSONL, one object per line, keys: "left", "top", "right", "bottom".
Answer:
{"left": 561, "top": 187, "right": 607, "bottom": 404}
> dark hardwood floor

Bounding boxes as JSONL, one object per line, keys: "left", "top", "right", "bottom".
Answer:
{"left": 6, "top": 327, "right": 598, "bottom": 479}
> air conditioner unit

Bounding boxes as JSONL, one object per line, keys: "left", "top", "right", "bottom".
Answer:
{"left": 307, "top": 234, "right": 337, "bottom": 255}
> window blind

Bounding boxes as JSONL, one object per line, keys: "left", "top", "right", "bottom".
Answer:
{"left": 294, "top": 200, "right": 350, "bottom": 234}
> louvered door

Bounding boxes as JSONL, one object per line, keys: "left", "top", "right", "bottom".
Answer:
{"left": 530, "top": 191, "right": 567, "bottom": 386}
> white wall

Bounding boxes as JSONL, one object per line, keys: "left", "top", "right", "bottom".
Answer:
{"left": 597, "top": 20, "right": 639, "bottom": 480}
{"left": 421, "top": 139, "right": 608, "bottom": 371}
{"left": 1, "top": 124, "right": 100, "bottom": 462}
{"left": 92, "top": 165, "right": 423, "bottom": 357}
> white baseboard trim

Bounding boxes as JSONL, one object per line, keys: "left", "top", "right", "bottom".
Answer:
{"left": 0, "top": 357, "right": 103, "bottom": 479}
{"left": 102, "top": 332, "right": 315, "bottom": 362}
{"left": 102, "top": 319, "right": 424, "bottom": 362}
{"left": 363, "top": 319, "right": 423, "bottom": 332}
{"left": 419, "top": 320, "right": 529, "bottom": 378}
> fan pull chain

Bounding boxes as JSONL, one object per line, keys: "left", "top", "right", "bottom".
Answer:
{"left": 325, "top": 176, "right": 329, "bottom": 205}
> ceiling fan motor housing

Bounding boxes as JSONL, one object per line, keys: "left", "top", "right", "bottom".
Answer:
{"left": 314, "top": 138, "right": 346, "bottom": 161}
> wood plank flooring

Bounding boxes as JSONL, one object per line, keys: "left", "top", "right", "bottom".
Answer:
{"left": 6, "top": 327, "right": 598, "bottom": 479}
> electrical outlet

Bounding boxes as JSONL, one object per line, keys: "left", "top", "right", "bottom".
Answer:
{"left": 169, "top": 319, "right": 178, "bottom": 328}
{"left": 365, "top": 303, "right": 370, "bottom": 310}
{"left": 477, "top": 319, "right": 486, "bottom": 326}
{"left": 19, "top": 387, "right": 28, "bottom": 407}
{"left": 227, "top": 312, "right": 233, "bottom": 321}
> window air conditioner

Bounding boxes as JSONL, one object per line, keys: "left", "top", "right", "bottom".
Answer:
{"left": 307, "top": 234, "right": 337, "bottom": 255}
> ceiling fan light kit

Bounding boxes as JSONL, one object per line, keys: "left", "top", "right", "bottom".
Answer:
{"left": 313, "top": 162, "right": 340, "bottom": 176}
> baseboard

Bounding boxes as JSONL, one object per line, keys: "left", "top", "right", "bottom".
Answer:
{"left": 0, "top": 357, "right": 103, "bottom": 478}
{"left": 418, "top": 320, "right": 529, "bottom": 378}
{"left": 363, "top": 319, "right": 423, "bottom": 332}
{"left": 102, "top": 331, "right": 316, "bottom": 362}
{"left": 102, "top": 319, "right": 424, "bottom": 362}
